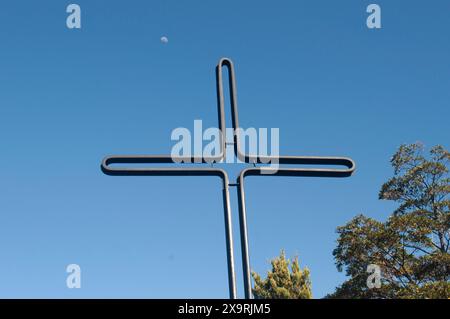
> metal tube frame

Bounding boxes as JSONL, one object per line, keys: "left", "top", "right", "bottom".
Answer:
{"left": 101, "top": 57, "right": 356, "bottom": 299}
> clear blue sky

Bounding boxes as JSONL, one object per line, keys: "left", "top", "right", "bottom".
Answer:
{"left": 0, "top": 0, "right": 449, "bottom": 298}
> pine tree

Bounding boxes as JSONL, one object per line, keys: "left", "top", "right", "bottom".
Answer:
{"left": 252, "top": 250, "right": 312, "bottom": 299}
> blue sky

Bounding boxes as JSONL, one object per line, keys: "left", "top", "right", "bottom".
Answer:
{"left": 0, "top": 0, "right": 449, "bottom": 298}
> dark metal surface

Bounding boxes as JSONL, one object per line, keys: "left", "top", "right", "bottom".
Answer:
{"left": 101, "top": 57, "right": 356, "bottom": 299}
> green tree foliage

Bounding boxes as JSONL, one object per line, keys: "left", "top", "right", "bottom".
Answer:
{"left": 329, "top": 143, "right": 450, "bottom": 298}
{"left": 252, "top": 250, "right": 312, "bottom": 299}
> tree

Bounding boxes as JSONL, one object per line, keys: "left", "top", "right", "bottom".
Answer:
{"left": 251, "top": 250, "right": 312, "bottom": 299}
{"left": 329, "top": 143, "right": 450, "bottom": 298}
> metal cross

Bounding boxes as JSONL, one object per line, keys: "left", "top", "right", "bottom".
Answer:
{"left": 101, "top": 58, "right": 356, "bottom": 299}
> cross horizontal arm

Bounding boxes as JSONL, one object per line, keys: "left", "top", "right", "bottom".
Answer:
{"left": 102, "top": 155, "right": 228, "bottom": 178}
{"left": 102, "top": 154, "right": 223, "bottom": 166}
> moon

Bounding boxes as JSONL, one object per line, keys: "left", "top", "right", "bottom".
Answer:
{"left": 160, "top": 36, "right": 169, "bottom": 44}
